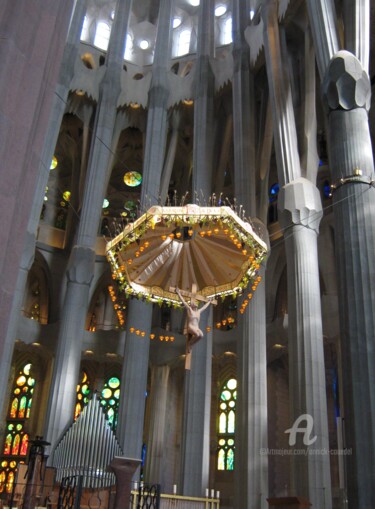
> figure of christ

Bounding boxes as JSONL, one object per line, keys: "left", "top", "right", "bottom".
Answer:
{"left": 176, "top": 287, "right": 213, "bottom": 352}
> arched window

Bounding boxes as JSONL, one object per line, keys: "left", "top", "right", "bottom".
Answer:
{"left": 0, "top": 363, "right": 35, "bottom": 493}
{"left": 80, "top": 15, "right": 90, "bottom": 41}
{"left": 217, "top": 378, "right": 236, "bottom": 470}
{"left": 222, "top": 17, "right": 232, "bottom": 45}
{"left": 94, "top": 22, "right": 110, "bottom": 51}
{"left": 176, "top": 30, "right": 191, "bottom": 57}
{"left": 75, "top": 371, "right": 91, "bottom": 420}
{"left": 100, "top": 376, "right": 121, "bottom": 431}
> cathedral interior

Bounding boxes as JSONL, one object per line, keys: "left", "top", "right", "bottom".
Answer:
{"left": 0, "top": 0, "right": 374, "bottom": 508}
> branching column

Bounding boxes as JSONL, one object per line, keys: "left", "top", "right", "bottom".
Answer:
{"left": 263, "top": 2, "right": 331, "bottom": 507}
{"left": 44, "top": 0, "right": 132, "bottom": 448}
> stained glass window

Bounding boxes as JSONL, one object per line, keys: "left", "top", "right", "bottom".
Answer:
{"left": 100, "top": 377, "right": 120, "bottom": 430}
{"left": 0, "top": 363, "right": 35, "bottom": 493}
{"left": 217, "top": 378, "right": 236, "bottom": 471}
{"left": 75, "top": 371, "right": 91, "bottom": 420}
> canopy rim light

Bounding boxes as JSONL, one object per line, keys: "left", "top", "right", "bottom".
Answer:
{"left": 106, "top": 204, "right": 267, "bottom": 307}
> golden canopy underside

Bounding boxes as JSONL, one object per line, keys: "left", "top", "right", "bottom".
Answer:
{"left": 106, "top": 205, "right": 267, "bottom": 305}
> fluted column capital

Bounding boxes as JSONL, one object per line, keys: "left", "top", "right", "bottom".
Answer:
{"left": 278, "top": 178, "right": 322, "bottom": 233}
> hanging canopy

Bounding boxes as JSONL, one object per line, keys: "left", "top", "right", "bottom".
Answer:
{"left": 106, "top": 204, "right": 267, "bottom": 306}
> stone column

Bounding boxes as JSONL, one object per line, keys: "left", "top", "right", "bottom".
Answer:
{"left": 263, "top": 3, "right": 331, "bottom": 507}
{"left": 181, "top": 307, "right": 213, "bottom": 497}
{"left": 320, "top": 50, "right": 375, "bottom": 509}
{"left": 143, "top": 365, "right": 170, "bottom": 486}
{"left": 44, "top": 0, "right": 132, "bottom": 448}
{"left": 235, "top": 271, "right": 269, "bottom": 509}
{"left": 0, "top": 0, "right": 75, "bottom": 417}
{"left": 117, "top": 0, "right": 172, "bottom": 465}
{"left": 232, "top": 2, "right": 269, "bottom": 507}
{"left": 192, "top": 0, "right": 215, "bottom": 202}
{"left": 278, "top": 179, "right": 332, "bottom": 509}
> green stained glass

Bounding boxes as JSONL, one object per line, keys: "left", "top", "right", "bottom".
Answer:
{"left": 7, "top": 424, "right": 14, "bottom": 431}
{"left": 82, "top": 384, "right": 89, "bottom": 395}
{"left": 18, "top": 396, "right": 27, "bottom": 418}
{"left": 217, "top": 378, "right": 237, "bottom": 471}
{"left": 227, "top": 449, "right": 234, "bottom": 470}
{"left": 102, "top": 388, "right": 112, "bottom": 399}
{"left": 108, "top": 377, "right": 120, "bottom": 389}
{"left": 107, "top": 408, "right": 114, "bottom": 425}
{"left": 100, "top": 376, "right": 120, "bottom": 430}
{"left": 16, "top": 424, "right": 22, "bottom": 431}
{"left": 221, "top": 390, "right": 231, "bottom": 401}
{"left": 27, "top": 377, "right": 35, "bottom": 387}
{"left": 26, "top": 399, "right": 32, "bottom": 418}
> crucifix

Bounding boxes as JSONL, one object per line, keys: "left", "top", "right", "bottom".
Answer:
{"left": 170, "top": 284, "right": 217, "bottom": 369}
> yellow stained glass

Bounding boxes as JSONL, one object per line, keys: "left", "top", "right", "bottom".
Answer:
{"left": 217, "top": 449, "right": 225, "bottom": 470}
{"left": 10, "top": 398, "right": 18, "bottom": 418}
{"left": 219, "top": 412, "right": 227, "bottom": 433}
{"left": 16, "top": 375, "right": 26, "bottom": 386}
{"left": 123, "top": 171, "right": 142, "bottom": 187}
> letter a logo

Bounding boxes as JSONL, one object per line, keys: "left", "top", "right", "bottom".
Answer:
{"left": 285, "top": 414, "right": 317, "bottom": 446}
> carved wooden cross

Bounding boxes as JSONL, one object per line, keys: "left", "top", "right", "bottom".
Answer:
{"left": 169, "top": 284, "right": 217, "bottom": 306}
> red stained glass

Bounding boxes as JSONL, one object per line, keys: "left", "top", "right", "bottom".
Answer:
{"left": 20, "top": 435, "right": 28, "bottom": 456}
{"left": 3, "top": 434, "right": 12, "bottom": 455}
{"left": 11, "top": 434, "right": 20, "bottom": 456}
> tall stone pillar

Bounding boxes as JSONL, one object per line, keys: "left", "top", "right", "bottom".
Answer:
{"left": 192, "top": 0, "right": 215, "bottom": 201}
{"left": 0, "top": 0, "right": 75, "bottom": 418}
{"left": 279, "top": 179, "right": 332, "bottom": 509}
{"left": 235, "top": 271, "right": 269, "bottom": 509}
{"left": 263, "top": 3, "right": 331, "bottom": 507}
{"left": 232, "top": 2, "right": 269, "bottom": 507}
{"left": 320, "top": 50, "right": 375, "bottom": 509}
{"left": 181, "top": 308, "right": 213, "bottom": 497}
{"left": 117, "top": 0, "right": 172, "bottom": 465}
{"left": 143, "top": 365, "right": 170, "bottom": 486}
{"left": 44, "top": 0, "right": 132, "bottom": 448}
